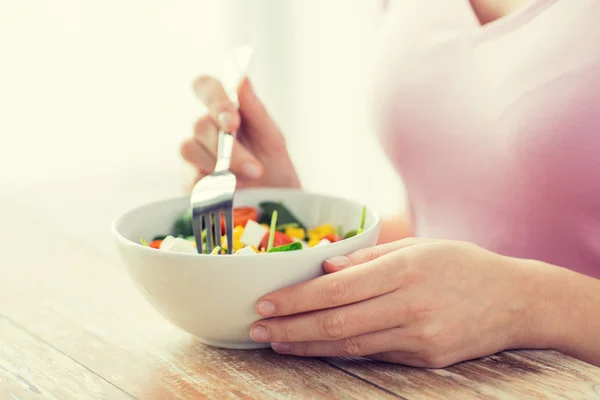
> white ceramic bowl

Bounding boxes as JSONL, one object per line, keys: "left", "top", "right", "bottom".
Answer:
{"left": 112, "top": 188, "right": 380, "bottom": 349}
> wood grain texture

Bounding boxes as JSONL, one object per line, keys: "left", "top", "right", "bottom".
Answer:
{"left": 2, "top": 177, "right": 600, "bottom": 400}
{"left": 327, "top": 352, "right": 600, "bottom": 400}
{"left": 0, "top": 317, "right": 132, "bottom": 400}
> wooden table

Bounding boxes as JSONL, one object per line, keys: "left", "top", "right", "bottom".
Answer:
{"left": 2, "top": 175, "right": 600, "bottom": 400}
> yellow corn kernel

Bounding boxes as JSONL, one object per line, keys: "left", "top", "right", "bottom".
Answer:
{"left": 221, "top": 235, "right": 244, "bottom": 252}
{"left": 233, "top": 240, "right": 244, "bottom": 252}
{"left": 221, "top": 236, "right": 228, "bottom": 251}
{"left": 260, "top": 223, "right": 270, "bottom": 232}
{"left": 233, "top": 225, "right": 244, "bottom": 241}
{"left": 285, "top": 227, "right": 305, "bottom": 240}
{"left": 308, "top": 236, "right": 321, "bottom": 248}
{"left": 308, "top": 224, "right": 335, "bottom": 240}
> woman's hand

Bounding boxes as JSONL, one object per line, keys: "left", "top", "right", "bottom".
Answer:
{"left": 249, "top": 239, "right": 549, "bottom": 368}
{"left": 180, "top": 76, "right": 301, "bottom": 189}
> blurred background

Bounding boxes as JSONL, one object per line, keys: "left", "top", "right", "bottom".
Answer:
{"left": 0, "top": 0, "right": 405, "bottom": 218}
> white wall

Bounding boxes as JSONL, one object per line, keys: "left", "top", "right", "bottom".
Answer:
{"left": 0, "top": 0, "right": 405, "bottom": 216}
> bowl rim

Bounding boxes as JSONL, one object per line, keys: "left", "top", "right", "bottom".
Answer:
{"left": 111, "top": 187, "right": 381, "bottom": 259}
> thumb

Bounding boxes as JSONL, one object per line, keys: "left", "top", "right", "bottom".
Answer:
{"left": 237, "top": 77, "right": 284, "bottom": 144}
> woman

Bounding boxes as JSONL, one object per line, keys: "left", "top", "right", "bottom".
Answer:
{"left": 180, "top": 0, "right": 600, "bottom": 368}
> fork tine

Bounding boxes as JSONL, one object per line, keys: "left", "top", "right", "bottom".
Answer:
{"left": 215, "top": 211, "right": 222, "bottom": 253}
{"left": 202, "top": 214, "right": 209, "bottom": 254}
{"left": 205, "top": 213, "right": 214, "bottom": 254}
{"left": 192, "top": 210, "right": 203, "bottom": 254}
{"left": 224, "top": 208, "right": 234, "bottom": 255}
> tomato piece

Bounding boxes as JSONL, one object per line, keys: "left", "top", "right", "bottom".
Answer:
{"left": 259, "top": 231, "right": 294, "bottom": 250}
{"left": 149, "top": 240, "right": 162, "bottom": 249}
{"left": 220, "top": 206, "right": 259, "bottom": 231}
{"left": 323, "top": 233, "right": 342, "bottom": 243}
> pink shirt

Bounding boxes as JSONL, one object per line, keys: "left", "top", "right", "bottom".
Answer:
{"left": 373, "top": 0, "right": 600, "bottom": 278}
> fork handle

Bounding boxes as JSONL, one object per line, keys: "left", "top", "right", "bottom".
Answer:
{"left": 214, "top": 129, "right": 236, "bottom": 173}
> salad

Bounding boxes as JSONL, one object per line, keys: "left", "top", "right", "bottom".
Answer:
{"left": 141, "top": 201, "right": 366, "bottom": 255}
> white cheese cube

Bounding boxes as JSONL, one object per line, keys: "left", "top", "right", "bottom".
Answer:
{"left": 235, "top": 245, "right": 258, "bottom": 255}
{"left": 317, "top": 238, "right": 331, "bottom": 246}
{"left": 162, "top": 236, "right": 197, "bottom": 254}
{"left": 239, "top": 220, "right": 268, "bottom": 248}
{"left": 159, "top": 235, "right": 176, "bottom": 250}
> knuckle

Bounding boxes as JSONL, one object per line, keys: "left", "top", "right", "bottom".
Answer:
{"left": 321, "top": 279, "right": 347, "bottom": 305}
{"left": 193, "top": 115, "right": 214, "bottom": 135}
{"left": 337, "top": 336, "right": 363, "bottom": 357}
{"left": 414, "top": 323, "right": 445, "bottom": 348}
{"left": 193, "top": 74, "right": 218, "bottom": 91}
{"left": 273, "top": 323, "right": 291, "bottom": 343}
{"left": 211, "top": 99, "right": 236, "bottom": 115}
{"left": 350, "top": 246, "right": 381, "bottom": 263}
{"left": 322, "top": 312, "right": 347, "bottom": 339}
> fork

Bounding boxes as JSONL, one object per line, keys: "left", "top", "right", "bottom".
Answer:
{"left": 190, "top": 46, "right": 253, "bottom": 254}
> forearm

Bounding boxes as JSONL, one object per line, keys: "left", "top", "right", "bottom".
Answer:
{"left": 377, "top": 212, "right": 412, "bottom": 244}
{"left": 520, "top": 260, "right": 600, "bottom": 366}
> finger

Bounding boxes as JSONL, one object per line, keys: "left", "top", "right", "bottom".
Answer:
{"left": 193, "top": 115, "right": 219, "bottom": 149}
{"left": 251, "top": 291, "right": 411, "bottom": 343}
{"left": 193, "top": 75, "right": 240, "bottom": 132}
{"left": 256, "top": 253, "right": 404, "bottom": 318}
{"left": 323, "top": 237, "right": 439, "bottom": 273}
{"left": 180, "top": 138, "right": 216, "bottom": 174}
{"left": 237, "top": 78, "right": 285, "bottom": 147}
{"left": 193, "top": 116, "right": 264, "bottom": 180}
{"left": 269, "top": 327, "right": 419, "bottom": 358}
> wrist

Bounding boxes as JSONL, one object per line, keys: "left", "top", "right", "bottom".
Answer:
{"left": 506, "top": 258, "right": 569, "bottom": 351}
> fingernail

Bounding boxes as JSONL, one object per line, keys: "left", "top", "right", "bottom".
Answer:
{"left": 217, "top": 112, "right": 235, "bottom": 129}
{"left": 250, "top": 325, "right": 270, "bottom": 342}
{"left": 271, "top": 343, "right": 291, "bottom": 353}
{"left": 257, "top": 300, "right": 275, "bottom": 316}
{"left": 326, "top": 256, "right": 349, "bottom": 268}
{"left": 243, "top": 163, "right": 262, "bottom": 179}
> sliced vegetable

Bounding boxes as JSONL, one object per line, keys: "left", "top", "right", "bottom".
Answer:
{"left": 276, "top": 222, "right": 299, "bottom": 231}
{"left": 267, "top": 242, "right": 303, "bottom": 253}
{"left": 357, "top": 205, "right": 366, "bottom": 235}
{"left": 344, "top": 229, "right": 358, "bottom": 239}
{"left": 344, "top": 206, "right": 367, "bottom": 238}
{"left": 308, "top": 224, "right": 335, "bottom": 239}
{"left": 149, "top": 239, "right": 163, "bottom": 249}
{"left": 220, "top": 206, "right": 258, "bottom": 232}
{"left": 285, "top": 227, "right": 306, "bottom": 241}
{"left": 152, "top": 235, "right": 167, "bottom": 241}
{"left": 267, "top": 210, "right": 278, "bottom": 251}
{"left": 323, "top": 233, "right": 342, "bottom": 243}
{"left": 259, "top": 202, "right": 306, "bottom": 231}
{"left": 260, "top": 230, "right": 294, "bottom": 250}
{"left": 210, "top": 246, "right": 222, "bottom": 255}
{"left": 141, "top": 238, "right": 149, "bottom": 247}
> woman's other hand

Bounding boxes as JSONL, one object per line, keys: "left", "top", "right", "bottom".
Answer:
{"left": 181, "top": 76, "right": 301, "bottom": 190}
